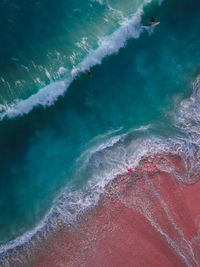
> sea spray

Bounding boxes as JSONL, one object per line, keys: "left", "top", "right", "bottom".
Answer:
{"left": 2, "top": 0, "right": 200, "bottom": 265}
{"left": 2, "top": 84, "right": 200, "bottom": 261}
{"left": 0, "top": 0, "right": 154, "bottom": 120}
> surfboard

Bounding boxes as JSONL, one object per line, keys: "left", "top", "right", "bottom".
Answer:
{"left": 150, "top": 21, "right": 160, "bottom": 27}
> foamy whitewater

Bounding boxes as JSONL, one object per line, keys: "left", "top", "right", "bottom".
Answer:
{"left": 1, "top": 75, "right": 200, "bottom": 265}
{"left": 1, "top": 0, "right": 200, "bottom": 265}
{"left": 0, "top": 0, "right": 151, "bottom": 120}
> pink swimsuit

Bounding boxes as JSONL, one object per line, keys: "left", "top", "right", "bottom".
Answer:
{"left": 128, "top": 168, "right": 133, "bottom": 173}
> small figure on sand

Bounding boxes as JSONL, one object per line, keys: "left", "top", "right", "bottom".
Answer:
{"left": 128, "top": 168, "right": 134, "bottom": 174}
{"left": 86, "top": 71, "right": 91, "bottom": 76}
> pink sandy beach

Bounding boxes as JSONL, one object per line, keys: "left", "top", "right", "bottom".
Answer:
{"left": 33, "top": 152, "right": 200, "bottom": 266}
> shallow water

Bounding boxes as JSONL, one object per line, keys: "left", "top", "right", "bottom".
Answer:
{"left": 0, "top": 0, "right": 200, "bottom": 259}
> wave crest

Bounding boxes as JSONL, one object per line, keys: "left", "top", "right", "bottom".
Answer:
{"left": 0, "top": 0, "right": 153, "bottom": 121}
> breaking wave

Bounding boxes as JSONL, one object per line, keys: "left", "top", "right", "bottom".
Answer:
{"left": 1, "top": 74, "right": 200, "bottom": 266}
{"left": 0, "top": 0, "right": 154, "bottom": 121}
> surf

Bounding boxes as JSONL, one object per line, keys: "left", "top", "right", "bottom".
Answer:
{"left": 1, "top": 75, "right": 200, "bottom": 265}
{"left": 2, "top": 0, "right": 200, "bottom": 265}
{"left": 0, "top": 0, "right": 156, "bottom": 121}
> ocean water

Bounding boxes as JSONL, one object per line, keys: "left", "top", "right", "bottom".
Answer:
{"left": 0, "top": 0, "right": 200, "bottom": 264}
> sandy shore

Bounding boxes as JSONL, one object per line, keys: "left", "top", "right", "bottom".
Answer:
{"left": 32, "top": 152, "right": 200, "bottom": 266}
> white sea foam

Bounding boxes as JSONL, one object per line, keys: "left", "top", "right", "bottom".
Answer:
{"left": 75, "top": 37, "right": 89, "bottom": 51}
{"left": 57, "top": 66, "right": 67, "bottom": 76}
{"left": 76, "top": 127, "right": 124, "bottom": 165}
{"left": 134, "top": 124, "right": 151, "bottom": 131}
{"left": 0, "top": 79, "right": 71, "bottom": 118}
{"left": 2, "top": 7, "right": 200, "bottom": 267}
{"left": 175, "top": 75, "right": 200, "bottom": 137}
{"left": 0, "top": 0, "right": 178, "bottom": 264}
{"left": 71, "top": 2, "right": 146, "bottom": 76}
{"left": 1, "top": 110, "right": 200, "bottom": 265}
{"left": 0, "top": 0, "right": 154, "bottom": 121}
{"left": 0, "top": 129, "right": 165, "bottom": 263}
{"left": 0, "top": 77, "right": 5, "bottom": 83}
{"left": 45, "top": 69, "right": 52, "bottom": 81}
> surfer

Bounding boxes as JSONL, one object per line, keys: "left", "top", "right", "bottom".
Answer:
{"left": 86, "top": 71, "right": 91, "bottom": 76}
{"left": 149, "top": 17, "right": 160, "bottom": 27}
{"left": 128, "top": 168, "right": 134, "bottom": 174}
{"left": 150, "top": 17, "right": 155, "bottom": 23}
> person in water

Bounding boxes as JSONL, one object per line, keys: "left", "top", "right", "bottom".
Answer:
{"left": 150, "top": 17, "right": 155, "bottom": 23}
{"left": 128, "top": 168, "right": 134, "bottom": 173}
{"left": 86, "top": 71, "right": 91, "bottom": 75}
{"left": 149, "top": 17, "right": 156, "bottom": 26}
{"left": 149, "top": 17, "right": 160, "bottom": 27}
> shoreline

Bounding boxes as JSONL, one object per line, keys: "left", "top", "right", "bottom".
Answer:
{"left": 32, "top": 152, "right": 200, "bottom": 266}
{"left": 0, "top": 0, "right": 200, "bottom": 266}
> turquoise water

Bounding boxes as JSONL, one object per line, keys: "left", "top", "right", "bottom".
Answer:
{"left": 0, "top": 0, "right": 143, "bottom": 104}
{"left": 0, "top": 0, "right": 200, "bottom": 257}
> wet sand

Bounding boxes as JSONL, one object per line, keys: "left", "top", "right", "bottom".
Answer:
{"left": 34, "top": 153, "right": 200, "bottom": 266}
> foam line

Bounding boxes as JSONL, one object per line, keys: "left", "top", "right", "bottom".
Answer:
{"left": 0, "top": 0, "right": 170, "bottom": 263}
{"left": 0, "top": 0, "right": 153, "bottom": 121}
{"left": 1, "top": 105, "right": 200, "bottom": 264}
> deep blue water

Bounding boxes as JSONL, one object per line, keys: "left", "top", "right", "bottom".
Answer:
{"left": 0, "top": 0, "right": 200, "bottom": 260}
